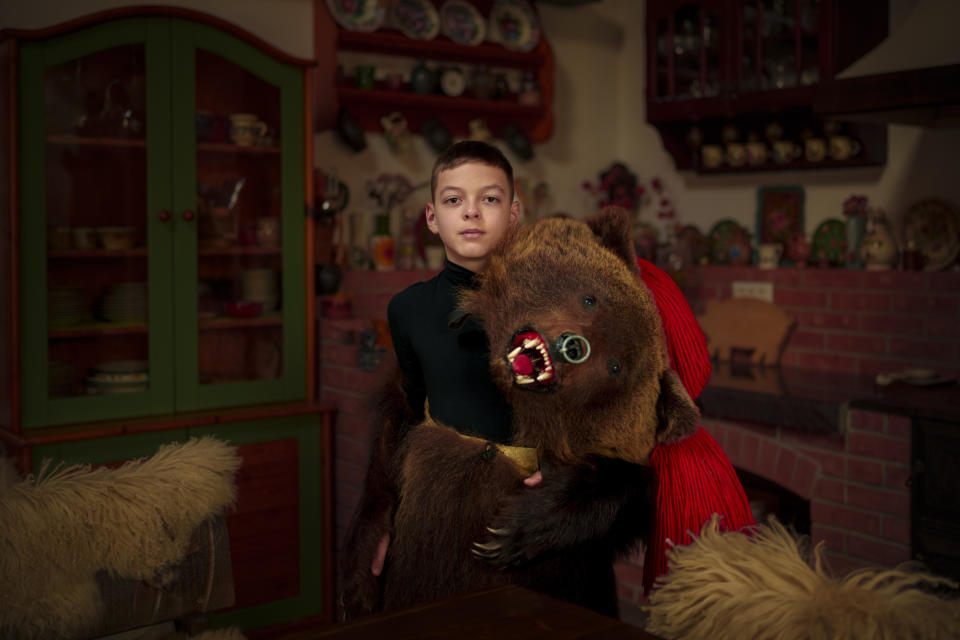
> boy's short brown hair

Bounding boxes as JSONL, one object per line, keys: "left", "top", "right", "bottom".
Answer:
{"left": 430, "top": 140, "right": 515, "bottom": 203}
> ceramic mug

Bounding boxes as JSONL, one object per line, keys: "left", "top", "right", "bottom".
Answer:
{"left": 757, "top": 242, "right": 783, "bottom": 269}
{"left": 829, "top": 135, "right": 861, "bottom": 160}
{"left": 701, "top": 144, "right": 723, "bottom": 169}
{"left": 256, "top": 216, "right": 280, "bottom": 247}
{"left": 804, "top": 137, "right": 827, "bottom": 162}
{"left": 772, "top": 140, "right": 800, "bottom": 164}
{"left": 229, "top": 113, "right": 267, "bottom": 147}
{"left": 726, "top": 143, "right": 747, "bottom": 167}
{"left": 746, "top": 142, "right": 768, "bottom": 166}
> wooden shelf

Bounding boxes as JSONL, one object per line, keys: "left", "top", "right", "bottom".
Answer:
{"left": 49, "top": 322, "right": 147, "bottom": 338}
{"left": 197, "top": 142, "right": 281, "bottom": 154}
{"left": 48, "top": 249, "right": 147, "bottom": 259}
{"left": 47, "top": 134, "right": 146, "bottom": 148}
{"left": 198, "top": 246, "right": 282, "bottom": 257}
{"left": 339, "top": 86, "right": 545, "bottom": 116}
{"left": 338, "top": 29, "right": 546, "bottom": 69}
{"left": 199, "top": 314, "right": 283, "bottom": 330}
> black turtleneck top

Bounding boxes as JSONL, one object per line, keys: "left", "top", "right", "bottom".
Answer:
{"left": 387, "top": 261, "right": 513, "bottom": 444}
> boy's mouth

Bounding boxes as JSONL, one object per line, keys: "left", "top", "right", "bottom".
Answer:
{"left": 505, "top": 330, "right": 555, "bottom": 389}
{"left": 461, "top": 229, "right": 484, "bottom": 239}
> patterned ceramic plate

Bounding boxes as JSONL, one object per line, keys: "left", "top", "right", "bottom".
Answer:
{"left": 326, "top": 0, "right": 386, "bottom": 32}
{"left": 812, "top": 218, "right": 847, "bottom": 266}
{"left": 902, "top": 198, "right": 960, "bottom": 271}
{"left": 440, "top": 0, "right": 486, "bottom": 46}
{"left": 707, "top": 219, "right": 748, "bottom": 265}
{"left": 489, "top": 0, "right": 540, "bottom": 52}
{"left": 391, "top": 0, "right": 440, "bottom": 40}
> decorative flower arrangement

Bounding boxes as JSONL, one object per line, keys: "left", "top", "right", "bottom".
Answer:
{"left": 582, "top": 162, "right": 645, "bottom": 212}
{"left": 842, "top": 194, "right": 869, "bottom": 218}
{"left": 582, "top": 164, "right": 677, "bottom": 222}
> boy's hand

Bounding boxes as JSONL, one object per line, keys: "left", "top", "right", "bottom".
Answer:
{"left": 524, "top": 470, "right": 542, "bottom": 487}
{"left": 371, "top": 533, "right": 390, "bottom": 576}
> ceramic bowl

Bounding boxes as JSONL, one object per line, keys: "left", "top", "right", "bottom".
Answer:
{"left": 225, "top": 300, "right": 263, "bottom": 318}
{"left": 98, "top": 226, "right": 135, "bottom": 251}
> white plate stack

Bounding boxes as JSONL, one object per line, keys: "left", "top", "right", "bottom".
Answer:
{"left": 48, "top": 287, "right": 86, "bottom": 328}
{"left": 241, "top": 268, "right": 279, "bottom": 312}
{"left": 99, "top": 282, "right": 148, "bottom": 323}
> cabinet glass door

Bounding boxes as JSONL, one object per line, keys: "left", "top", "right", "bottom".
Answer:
{"left": 19, "top": 19, "right": 175, "bottom": 428}
{"left": 170, "top": 20, "right": 305, "bottom": 411}
{"left": 740, "top": 0, "right": 821, "bottom": 92}
{"left": 651, "top": 3, "right": 723, "bottom": 102}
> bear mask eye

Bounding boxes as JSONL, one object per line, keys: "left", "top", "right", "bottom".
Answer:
{"left": 607, "top": 358, "right": 621, "bottom": 377}
{"left": 581, "top": 294, "right": 597, "bottom": 310}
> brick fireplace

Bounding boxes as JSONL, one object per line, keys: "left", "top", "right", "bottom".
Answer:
{"left": 320, "top": 265, "right": 960, "bottom": 609}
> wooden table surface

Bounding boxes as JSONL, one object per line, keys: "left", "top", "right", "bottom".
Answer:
{"left": 302, "top": 585, "right": 662, "bottom": 639}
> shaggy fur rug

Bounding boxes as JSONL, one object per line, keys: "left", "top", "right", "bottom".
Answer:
{"left": 0, "top": 437, "right": 241, "bottom": 639}
{"left": 645, "top": 515, "right": 960, "bottom": 640}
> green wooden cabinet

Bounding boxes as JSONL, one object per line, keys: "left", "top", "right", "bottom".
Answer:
{"left": 17, "top": 16, "right": 306, "bottom": 429}
{"left": 31, "top": 413, "right": 329, "bottom": 629}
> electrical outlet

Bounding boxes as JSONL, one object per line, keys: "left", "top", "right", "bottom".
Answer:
{"left": 732, "top": 280, "right": 774, "bottom": 302}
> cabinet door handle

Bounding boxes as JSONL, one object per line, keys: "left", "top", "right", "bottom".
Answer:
{"left": 182, "top": 209, "right": 195, "bottom": 222}
{"left": 159, "top": 210, "right": 171, "bottom": 222}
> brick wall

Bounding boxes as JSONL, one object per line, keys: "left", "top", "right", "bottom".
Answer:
{"left": 321, "top": 265, "right": 957, "bottom": 608}
{"left": 689, "top": 266, "right": 960, "bottom": 377}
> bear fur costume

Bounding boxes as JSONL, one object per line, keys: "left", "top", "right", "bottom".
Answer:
{"left": 645, "top": 515, "right": 960, "bottom": 640}
{"left": 338, "top": 207, "right": 701, "bottom": 621}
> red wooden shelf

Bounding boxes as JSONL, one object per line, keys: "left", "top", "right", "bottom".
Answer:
{"left": 48, "top": 249, "right": 148, "bottom": 259}
{"left": 199, "top": 314, "right": 283, "bottom": 330}
{"left": 49, "top": 322, "right": 147, "bottom": 338}
{"left": 198, "top": 246, "right": 283, "bottom": 257}
{"left": 197, "top": 142, "right": 281, "bottom": 154}
{"left": 47, "top": 134, "right": 146, "bottom": 148}
{"left": 338, "top": 86, "right": 545, "bottom": 117}
{"left": 338, "top": 30, "right": 546, "bottom": 68}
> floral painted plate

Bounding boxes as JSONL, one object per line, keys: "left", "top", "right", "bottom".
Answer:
{"left": 325, "top": 0, "right": 386, "bottom": 32}
{"left": 489, "top": 0, "right": 540, "bottom": 52}
{"left": 707, "top": 219, "right": 750, "bottom": 265}
{"left": 391, "top": 0, "right": 440, "bottom": 40}
{"left": 812, "top": 218, "right": 847, "bottom": 266}
{"left": 440, "top": 0, "right": 486, "bottom": 46}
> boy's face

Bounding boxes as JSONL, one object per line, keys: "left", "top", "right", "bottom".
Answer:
{"left": 426, "top": 161, "right": 520, "bottom": 272}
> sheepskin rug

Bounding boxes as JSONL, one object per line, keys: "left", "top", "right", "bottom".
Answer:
{"left": 645, "top": 515, "right": 960, "bottom": 640}
{"left": 0, "top": 437, "right": 242, "bottom": 639}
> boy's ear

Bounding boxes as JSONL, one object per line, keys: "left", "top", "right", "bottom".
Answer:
{"left": 509, "top": 199, "right": 521, "bottom": 225}
{"left": 655, "top": 369, "right": 699, "bottom": 444}
{"left": 425, "top": 202, "right": 439, "bottom": 234}
{"left": 585, "top": 206, "right": 639, "bottom": 274}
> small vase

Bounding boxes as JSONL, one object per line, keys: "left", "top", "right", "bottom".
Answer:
{"left": 845, "top": 215, "right": 866, "bottom": 269}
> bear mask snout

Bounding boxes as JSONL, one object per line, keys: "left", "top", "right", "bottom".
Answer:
{"left": 506, "top": 329, "right": 593, "bottom": 390}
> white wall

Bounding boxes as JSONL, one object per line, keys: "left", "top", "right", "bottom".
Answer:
{"left": 4, "top": 0, "right": 957, "bottom": 240}
{"left": 315, "top": 0, "right": 960, "bottom": 245}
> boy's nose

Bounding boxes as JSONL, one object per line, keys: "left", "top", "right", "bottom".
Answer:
{"left": 463, "top": 201, "right": 480, "bottom": 218}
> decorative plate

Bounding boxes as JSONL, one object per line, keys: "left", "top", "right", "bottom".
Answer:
{"left": 325, "top": 0, "right": 386, "bottom": 32}
{"left": 489, "top": 0, "right": 540, "bottom": 52}
{"left": 707, "top": 219, "right": 749, "bottom": 265}
{"left": 901, "top": 198, "right": 960, "bottom": 272}
{"left": 440, "top": 0, "right": 486, "bottom": 46}
{"left": 391, "top": 0, "right": 440, "bottom": 40}
{"left": 812, "top": 219, "right": 847, "bottom": 266}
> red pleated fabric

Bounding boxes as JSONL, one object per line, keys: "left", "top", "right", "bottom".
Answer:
{"left": 635, "top": 259, "right": 755, "bottom": 594}
{"left": 642, "top": 427, "right": 756, "bottom": 593}
{"left": 636, "top": 258, "right": 712, "bottom": 400}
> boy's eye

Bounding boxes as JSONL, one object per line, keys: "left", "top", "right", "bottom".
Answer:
{"left": 483, "top": 195, "right": 500, "bottom": 204}
{"left": 444, "top": 197, "right": 462, "bottom": 205}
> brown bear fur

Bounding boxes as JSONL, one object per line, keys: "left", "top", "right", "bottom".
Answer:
{"left": 338, "top": 207, "right": 699, "bottom": 620}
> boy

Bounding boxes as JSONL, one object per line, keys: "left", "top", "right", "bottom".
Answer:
{"left": 371, "top": 141, "right": 525, "bottom": 576}
{"left": 387, "top": 140, "right": 521, "bottom": 443}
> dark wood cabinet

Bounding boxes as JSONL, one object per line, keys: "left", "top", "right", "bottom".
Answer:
{"left": 646, "top": 0, "right": 888, "bottom": 173}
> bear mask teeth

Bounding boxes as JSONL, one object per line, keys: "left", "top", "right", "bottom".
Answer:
{"left": 506, "top": 331, "right": 555, "bottom": 388}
